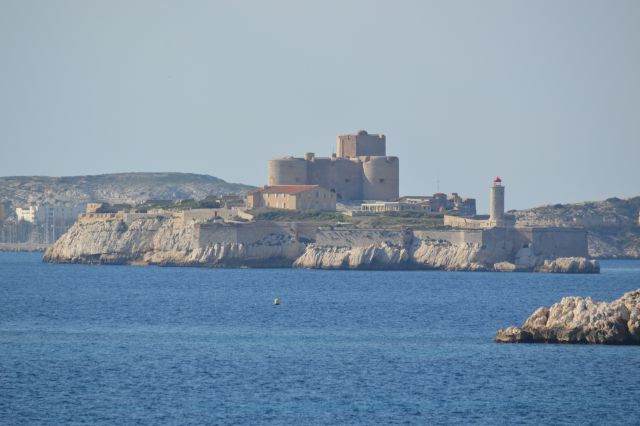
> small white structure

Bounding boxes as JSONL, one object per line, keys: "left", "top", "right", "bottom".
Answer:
{"left": 15, "top": 206, "right": 37, "bottom": 223}
{"left": 360, "top": 201, "right": 429, "bottom": 213}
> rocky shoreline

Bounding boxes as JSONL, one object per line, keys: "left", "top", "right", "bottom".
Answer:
{"left": 496, "top": 289, "right": 640, "bottom": 344}
{"left": 42, "top": 213, "right": 601, "bottom": 273}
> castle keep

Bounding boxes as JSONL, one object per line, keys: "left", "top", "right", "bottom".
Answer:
{"left": 267, "top": 130, "right": 399, "bottom": 201}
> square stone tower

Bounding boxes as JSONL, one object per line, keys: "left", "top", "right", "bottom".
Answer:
{"left": 336, "top": 130, "right": 386, "bottom": 158}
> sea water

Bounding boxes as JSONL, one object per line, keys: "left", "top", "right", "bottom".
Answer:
{"left": 1, "top": 252, "right": 639, "bottom": 425}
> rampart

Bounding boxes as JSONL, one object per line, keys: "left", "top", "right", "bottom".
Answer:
{"left": 315, "top": 228, "right": 410, "bottom": 246}
{"left": 414, "top": 229, "right": 484, "bottom": 245}
{"left": 196, "top": 221, "right": 329, "bottom": 247}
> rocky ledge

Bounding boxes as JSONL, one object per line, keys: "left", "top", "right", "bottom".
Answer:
{"left": 492, "top": 257, "right": 599, "bottom": 273}
{"left": 534, "top": 257, "right": 600, "bottom": 273}
{"left": 496, "top": 289, "right": 640, "bottom": 344}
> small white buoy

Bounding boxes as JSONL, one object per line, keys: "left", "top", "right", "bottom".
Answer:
{"left": 273, "top": 297, "right": 280, "bottom": 305}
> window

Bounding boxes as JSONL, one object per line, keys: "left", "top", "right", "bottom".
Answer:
{"left": 345, "top": 178, "right": 350, "bottom": 183}
{"left": 379, "top": 178, "right": 385, "bottom": 183}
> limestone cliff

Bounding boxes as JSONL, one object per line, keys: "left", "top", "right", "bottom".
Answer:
{"left": 45, "top": 214, "right": 598, "bottom": 272}
{"left": 496, "top": 289, "right": 640, "bottom": 344}
{"left": 292, "top": 240, "right": 596, "bottom": 272}
{"left": 44, "top": 215, "right": 305, "bottom": 268}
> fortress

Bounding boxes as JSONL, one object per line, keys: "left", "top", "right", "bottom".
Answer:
{"left": 268, "top": 130, "right": 399, "bottom": 201}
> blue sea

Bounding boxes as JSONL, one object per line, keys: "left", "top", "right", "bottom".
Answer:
{"left": 1, "top": 253, "right": 639, "bottom": 425}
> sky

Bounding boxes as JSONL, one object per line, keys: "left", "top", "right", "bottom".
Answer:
{"left": 1, "top": 0, "right": 638, "bottom": 212}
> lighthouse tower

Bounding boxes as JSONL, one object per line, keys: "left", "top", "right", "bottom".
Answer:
{"left": 489, "top": 176, "right": 505, "bottom": 223}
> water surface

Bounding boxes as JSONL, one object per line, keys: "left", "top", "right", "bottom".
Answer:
{"left": 1, "top": 253, "right": 639, "bottom": 424}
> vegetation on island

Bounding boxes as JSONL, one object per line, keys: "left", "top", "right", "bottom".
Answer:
{"left": 249, "top": 208, "right": 345, "bottom": 222}
{"left": 249, "top": 208, "right": 445, "bottom": 229}
{"left": 134, "top": 196, "right": 225, "bottom": 212}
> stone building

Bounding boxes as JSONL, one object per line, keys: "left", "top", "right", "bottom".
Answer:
{"left": 85, "top": 203, "right": 106, "bottom": 214}
{"left": 246, "top": 185, "right": 336, "bottom": 211}
{"left": 448, "top": 193, "right": 476, "bottom": 216}
{"left": 267, "top": 130, "right": 399, "bottom": 202}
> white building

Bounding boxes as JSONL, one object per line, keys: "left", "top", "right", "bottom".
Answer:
{"left": 15, "top": 206, "right": 38, "bottom": 223}
{"left": 360, "top": 201, "right": 430, "bottom": 213}
{"left": 16, "top": 204, "right": 86, "bottom": 224}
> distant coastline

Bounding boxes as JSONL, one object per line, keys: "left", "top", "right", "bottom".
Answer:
{"left": 0, "top": 243, "right": 49, "bottom": 252}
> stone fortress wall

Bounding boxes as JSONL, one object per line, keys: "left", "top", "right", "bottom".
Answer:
{"left": 315, "top": 228, "right": 410, "bottom": 247}
{"left": 196, "top": 221, "right": 324, "bottom": 246}
{"left": 268, "top": 130, "right": 399, "bottom": 201}
{"left": 193, "top": 220, "right": 588, "bottom": 266}
{"left": 194, "top": 173, "right": 588, "bottom": 264}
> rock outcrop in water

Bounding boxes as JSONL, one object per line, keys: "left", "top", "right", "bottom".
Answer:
{"left": 496, "top": 289, "right": 640, "bottom": 344}
{"left": 534, "top": 257, "right": 600, "bottom": 273}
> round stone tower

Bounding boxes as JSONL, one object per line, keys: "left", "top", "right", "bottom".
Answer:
{"left": 267, "top": 157, "right": 308, "bottom": 186}
{"left": 489, "top": 176, "right": 505, "bottom": 221}
{"left": 362, "top": 156, "right": 400, "bottom": 201}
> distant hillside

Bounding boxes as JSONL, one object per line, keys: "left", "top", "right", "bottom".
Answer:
{"left": 513, "top": 196, "right": 640, "bottom": 258}
{"left": 0, "top": 172, "right": 255, "bottom": 210}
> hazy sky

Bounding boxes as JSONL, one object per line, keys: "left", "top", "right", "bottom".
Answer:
{"left": 1, "top": 0, "right": 638, "bottom": 211}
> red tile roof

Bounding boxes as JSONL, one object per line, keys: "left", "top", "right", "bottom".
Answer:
{"left": 256, "top": 185, "right": 321, "bottom": 195}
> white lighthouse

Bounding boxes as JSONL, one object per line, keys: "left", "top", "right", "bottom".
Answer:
{"left": 489, "top": 176, "right": 505, "bottom": 224}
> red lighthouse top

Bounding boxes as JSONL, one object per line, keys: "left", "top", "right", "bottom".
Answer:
{"left": 493, "top": 176, "right": 502, "bottom": 184}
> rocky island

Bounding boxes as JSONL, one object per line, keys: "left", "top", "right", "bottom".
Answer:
{"left": 496, "top": 289, "right": 640, "bottom": 344}
{"left": 43, "top": 206, "right": 599, "bottom": 272}
{"left": 7, "top": 131, "right": 635, "bottom": 268}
